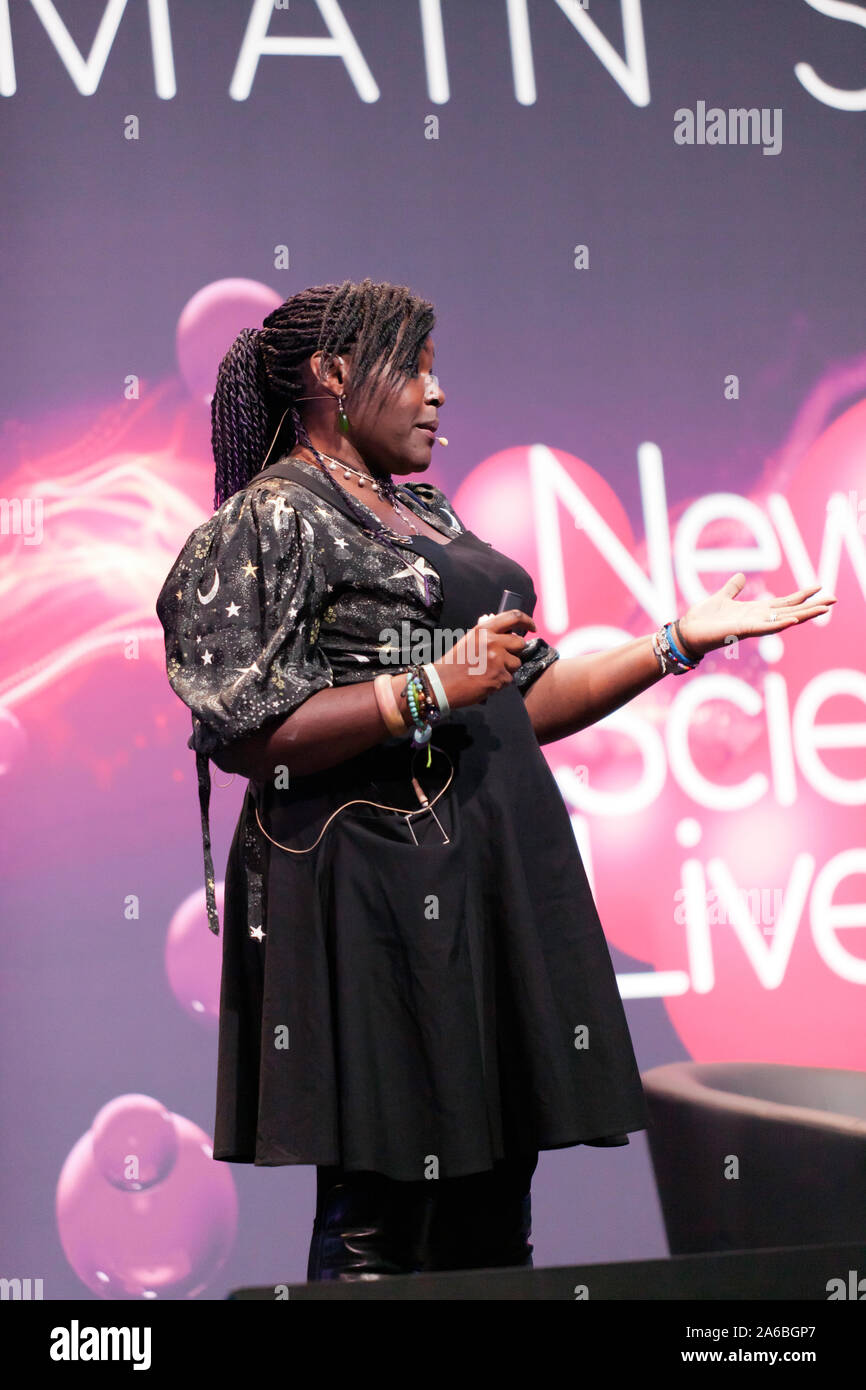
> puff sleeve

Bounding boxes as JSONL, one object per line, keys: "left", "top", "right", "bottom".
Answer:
{"left": 156, "top": 486, "right": 334, "bottom": 760}
{"left": 156, "top": 487, "right": 335, "bottom": 937}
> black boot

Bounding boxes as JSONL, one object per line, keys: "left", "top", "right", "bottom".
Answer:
{"left": 306, "top": 1166, "right": 434, "bottom": 1282}
{"left": 422, "top": 1155, "right": 537, "bottom": 1272}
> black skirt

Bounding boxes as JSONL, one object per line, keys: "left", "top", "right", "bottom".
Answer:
{"left": 212, "top": 527, "right": 649, "bottom": 1181}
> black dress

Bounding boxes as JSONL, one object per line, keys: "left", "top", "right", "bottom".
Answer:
{"left": 156, "top": 455, "right": 649, "bottom": 1182}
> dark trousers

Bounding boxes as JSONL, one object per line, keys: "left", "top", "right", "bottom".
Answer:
{"left": 307, "top": 1153, "right": 538, "bottom": 1280}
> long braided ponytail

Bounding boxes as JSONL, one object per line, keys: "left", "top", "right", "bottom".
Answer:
{"left": 211, "top": 278, "right": 435, "bottom": 511}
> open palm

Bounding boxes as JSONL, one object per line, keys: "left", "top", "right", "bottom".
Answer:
{"left": 678, "top": 573, "right": 837, "bottom": 658}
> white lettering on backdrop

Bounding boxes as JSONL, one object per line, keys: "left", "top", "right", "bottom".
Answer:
{"left": 0, "top": 0, "right": 864, "bottom": 112}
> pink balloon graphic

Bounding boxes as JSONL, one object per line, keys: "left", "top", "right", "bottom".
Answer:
{"left": 458, "top": 409, "right": 866, "bottom": 1069}
{"left": 91, "top": 1094, "right": 179, "bottom": 1191}
{"left": 647, "top": 401, "right": 866, "bottom": 1065}
{"left": 57, "top": 1097, "right": 238, "bottom": 1299}
{"left": 176, "top": 278, "right": 283, "bottom": 405}
{"left": 165, "top": 883, "right": 224, "bottom": 1026}
{"left": 453, "top": 445, "right": 638, "bottom": 633}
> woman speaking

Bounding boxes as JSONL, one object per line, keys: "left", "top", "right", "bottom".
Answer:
{"left": 156, "top": 278, "right": 834, "bottom": 1281}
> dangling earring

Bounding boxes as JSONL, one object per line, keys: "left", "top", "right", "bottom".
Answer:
{"left": 337, "top": 393, "right": 351, "bottom": 435}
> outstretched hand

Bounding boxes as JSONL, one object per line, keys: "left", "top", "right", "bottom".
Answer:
{"left": 678, "top": 573, "right": 837, "bottom": 658}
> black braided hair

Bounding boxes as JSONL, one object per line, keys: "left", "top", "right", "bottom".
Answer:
{"left": 211, "top": 278, "right": 435, "bottom": 511}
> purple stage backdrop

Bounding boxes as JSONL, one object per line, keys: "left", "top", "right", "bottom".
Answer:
{"left": 2, "top": 0, "right": 865, "bottom": 1299}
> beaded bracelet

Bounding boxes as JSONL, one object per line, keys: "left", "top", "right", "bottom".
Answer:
{"left": 653, "top": 623, "right": 704, "bottom": 676}
{"left": 415, "top": 663, "right": 445, "bottom": 722}
{"left": 405, "top": 674, "right": 431, "bottom": 742}
{"left": 406, "top": 664, "right": 440, "bottom": 727}
{"left": 399, "top": 663, "right": 448, "bottom": 764}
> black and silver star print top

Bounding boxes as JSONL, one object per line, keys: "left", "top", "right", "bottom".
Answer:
{"left": 157, "top": 454, "right": 560, "bottom": 757}
{"left": 155, "top": 453, "right": 560, "bottom": 932}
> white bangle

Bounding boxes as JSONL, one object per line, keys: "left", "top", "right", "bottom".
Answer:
{"left": 423, "top": 663, "right": 450, "bottom": 717}
{"left": 374, "top": 672, "right": 410, "bottom": 736}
